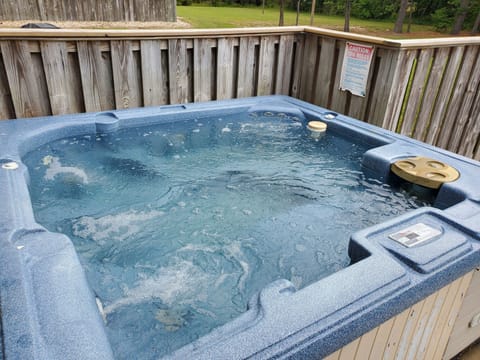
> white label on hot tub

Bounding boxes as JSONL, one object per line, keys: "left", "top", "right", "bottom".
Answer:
{"left": 389, "top": 223, "right": 442, "bottom": 247}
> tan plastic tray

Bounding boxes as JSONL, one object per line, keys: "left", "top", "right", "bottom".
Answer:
{"left": 391, "top": 156, "right": 460, "bottom": 189}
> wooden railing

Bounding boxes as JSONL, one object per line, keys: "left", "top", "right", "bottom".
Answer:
{"left": 0, "top": 27, "right": 479, "bottom": 160}
{"left": 0, "top": 0, "right": 176, "bottom": 22}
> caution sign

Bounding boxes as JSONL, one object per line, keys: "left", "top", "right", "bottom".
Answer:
{"left": 339, "top": 42, "right": 374, "bottom": 97}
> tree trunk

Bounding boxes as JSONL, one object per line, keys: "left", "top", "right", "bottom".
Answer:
{"left": 451, "top": 0, "right": 470, "bottom": 34}
{"left": 296, "top": 0, "right": 301, "bottom": 26}
{"left": 407, "top": 6, "right": 412, "bottom": 33}
{"left": 393, "top": 0, "right": 409, "bottom": 33}
{"left": 310, "top": 0, "right": 316, "bottom": 26}
{"left": 472, "top": 10, "right": 480, "bottom": 34}
{"left": 344, "top": 0, "right": 351, "bottom": 32}
{"left": 279, "top": 0, "right": 285, "bottom": 26}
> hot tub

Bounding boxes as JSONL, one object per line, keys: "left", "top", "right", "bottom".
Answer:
{"left": 1, "top": 96, "right": 479, "bottom": 359}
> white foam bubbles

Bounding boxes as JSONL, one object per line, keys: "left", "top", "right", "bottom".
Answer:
{"left": 103, "top": 259, "right": 213, "bottom": 314}
{"left": 42, "top": 155, "right": 89, "bottom": 184}
{"left": 72, "top": 209, "right": 165, "bottom": 243}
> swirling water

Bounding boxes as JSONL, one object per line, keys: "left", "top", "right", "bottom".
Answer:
{"left": 24, "top": 112, "right": 430, "bottom": 359}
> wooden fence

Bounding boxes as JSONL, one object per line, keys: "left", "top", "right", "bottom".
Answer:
{"left": 0, "top": 0, "right": 176, "bottom": 22}
{"left": 0, "top": 27, "right": 479, "bottom": 161}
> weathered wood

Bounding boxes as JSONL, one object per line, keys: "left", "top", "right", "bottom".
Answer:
{"left": 0, "top": 40, "right": 50, "bottom": 118}
{"left": 290, "top": 34, "right": 304, "bottom": 99}
{"left": 444, "top": 269, "right": 480, "bottom": 359}
{"left": 168, "top": 39, "right": 189, "bottom": 104}
{"left": 383, "top": 306, "right": 411, "bottom": 359}
{"left": 0, "top": 56, "right": 15, "bottom": 120}
{"left": 412, "top": 47, "right": 450, "bottom": 141}
{"left": 394, "top": 301, "right": 424, "bottom": 359}
{"left": 237, "top": 36, "right": 258, "bottom": 98}
{"left": 367, "top": 48, "right": 396, "bottom": 127}
{"left": 299, "top": 34, "right": 319, "bottom": 103}
{"left": 40, "top": 41, "right": 82, "bottom": 115}
{"left": 426, "top": 46, "right": 465, "bottom": 145}
{"left": 0, "top": 0, "right": 176, "bottom": 22}
{"left": 216, "top": 38, "right": 236, "bottom": 100}
{"left": 382, "top": 49, "right": 417, "bottom": 131}
{"left": 432, "top": 272, "right": 473, "bottom": 359}
{"left": 312, "top": 37, "right": 336, "bottom": 108}
{"left": 417, "top": 285, "right": 451, "bottom": 358}
{"left": 193, "top": 38, "right": 215, "bottom": 102}
{"left": 257, "top": 36, "right": 276, "bottom": 96}
{"left": 459, "top": 88, "right": 480, "bottom": 160}
{"left": 323, "top": 271, "right": 474, "bottom": 360}
{"left": 275, "top": 35, "right": 295, "bottom": 95}
{"left": 0, "top": 29, "right": 478, "bottom": 164}
{"left": 398, "top": 49, "right": 432, "bottom": 137}
{"left": 111, "top": 40, "right": 142, "bottom": 109}
{"left": 141, "top": 40, "right": 169, "bottom": 106}
{"left": 446, "top": 47, "right": 480, "bottom": 153}
{"left": 77, "top": 41, "right": 115, "bottom": 112}
{"left": 368, "top": 317, "right": 395, "bottom": 359}
{"left": 330, "top": 41, "right": 348, "bottom": 115}
{"left": 405, "top": 291, "right": 439, "bottom": 358}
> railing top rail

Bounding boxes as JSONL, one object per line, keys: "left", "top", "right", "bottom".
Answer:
{"left": 0, "top": 26, "right": 305, "bottom": 40}
{"left": 0, "top": 25, "right": 478, "bottom": 48}
{"left": 303, "top": 26, "right": 480, "bottom": 48}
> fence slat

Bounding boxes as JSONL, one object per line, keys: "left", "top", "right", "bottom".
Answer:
{"left": 366, "top": 49, "right": 396, "bottom": 127}
{"left": 77, "top": 41, "right": 115, "bottom": 112}
{"left": 382, "top": 49, "right": 416, "bottom": 131}
{"left": 40, "top": 41, "right": 79, "bottom": 115}
{"left": 427, "top": 46, "right": 465, "bottom": 145}
{"left": 275, "top": 35, "right": 295, "bottom": 95}
{"left": 0, "top": 56, "right": 14, "bottom": 120}
{"left": 290, "top": 34, "right": 304, "bottom": 99}
{"left": 111, "top": 40, "right": 142, "bottom": 109}
{"left": 459, "top": 88, "right": 480, "bottom": 159}
{"left": 168, "top": 39, "right": 189, "bottom": 104}
{"left": 412, "top": 47, "right": 450, "bottom": 141}
{"left": 141, "top": 40, "right": 169, "bottom": 106}
{"left": 216, "top": 38, "right": 236, "bottom": 100}
{"left": 398, "top": 49, "right": 431, "bottom": 137}
{"left": 313, "top": 37, "right": 336, "bottom": 107}
{"left": 299, "top": 34, "right": 319, "bottom": 103}
{"left": 257, "top": 36, "right": 276, "bottom": 96}
{"left": 193, "top": 38, "right": 215, "bottom": 102}
{"left": 444, "top": 46, "right": 480, "bottom": 152}
{"left": 330, "top": 41, "right": 348, "bottom": 115}
{"left": 237, "top": 36, "right": 257, "bottom": 98}
{"left": 0, "top": 40, "right": 50, "bottom": 118}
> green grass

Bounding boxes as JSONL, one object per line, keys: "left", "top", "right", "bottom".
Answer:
{"left": 177, "top": 6, "right": 436, "bottom": 37}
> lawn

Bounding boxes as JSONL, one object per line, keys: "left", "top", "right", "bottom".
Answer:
{"left": 177, "top": 5, "right": 440, "bottom": 38}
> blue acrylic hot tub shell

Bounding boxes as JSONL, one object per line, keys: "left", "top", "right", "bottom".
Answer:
{"left": 1, "top": 96, "right": 480, "bottom": 359}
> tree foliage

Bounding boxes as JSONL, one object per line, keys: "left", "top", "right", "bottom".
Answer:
{"left": 185, "top": 0, "right": 480, "bottom": 33}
